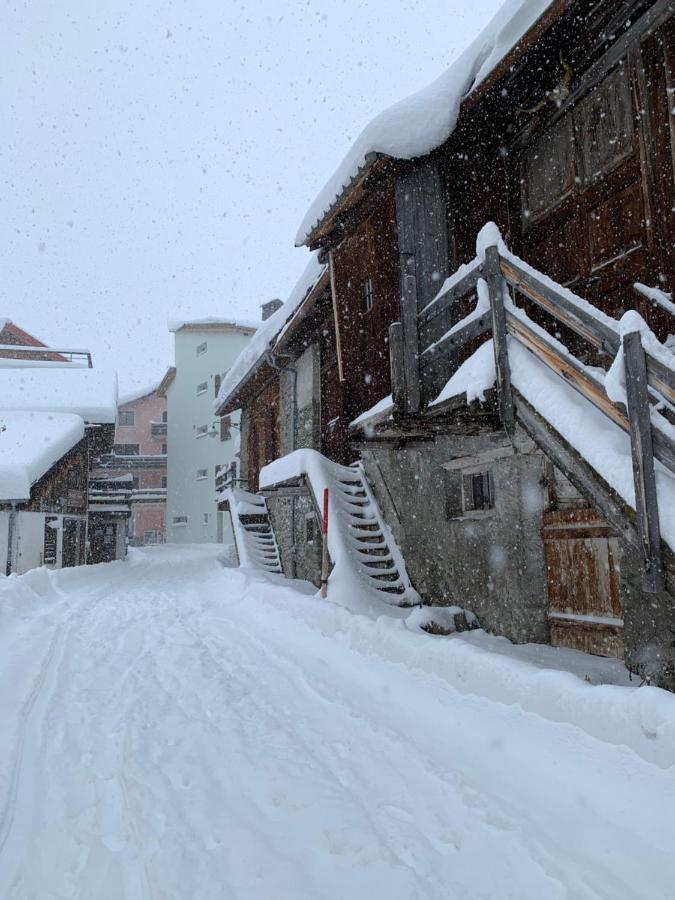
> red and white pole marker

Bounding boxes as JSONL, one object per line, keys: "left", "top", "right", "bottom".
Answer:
{"left": 320, "top": 487, "right": 329, "bottom": 598}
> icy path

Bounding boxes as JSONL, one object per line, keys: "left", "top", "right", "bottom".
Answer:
{"left": 1, "top": 547, "right": 675, "bottom": 899}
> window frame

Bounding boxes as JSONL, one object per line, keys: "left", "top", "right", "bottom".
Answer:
{"left": 118, "top": 410, "right": 135, "bottom": 427}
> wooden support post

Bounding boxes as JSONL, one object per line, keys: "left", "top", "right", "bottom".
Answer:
{"left": 389, "top": 322, "right": 406, "bottom": 418}
{"left": 623, "top": 330, "right": 664, "bottom": 592}
{"left": 320, "top": 487, "right": 329, "bottom": 598}
{"left": 400, "top": 257, "right": 421, "bottom": 415}
{"left": 485, "top": 245, "right": 515, "bottom": 434}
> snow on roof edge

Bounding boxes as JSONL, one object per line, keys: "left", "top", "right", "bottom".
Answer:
{"left": 168, "top": 316, "right": 258, "bottom": 333}
{"left": 214, "top": 253, "right": 327, "bottom": 413}
{"left": 119, "top": 382, "right": 161, "bottom": 406}
{"left": 296, "top": 0, "right": 553, "bottom": 246}
{"left": 0, "top": 411, "right": 85, "bottom": 500}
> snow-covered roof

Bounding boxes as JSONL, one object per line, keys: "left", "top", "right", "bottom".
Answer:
{"left": 119, "top": 382, "right": 160, "bottom": 406}
{"left": 0, "top": 411, "right": 85, "bottom": 500}
{"left": 168, "top": 316, "right": 258, "bottom": 333}
{"left": 214, "top": 253, "right": 328, "bottom": 412}
{"left": 296, "top": 0, "right": 553, "bottom": 245}
{"left": 0, "top": 368, "right": 118, "bottom": 424}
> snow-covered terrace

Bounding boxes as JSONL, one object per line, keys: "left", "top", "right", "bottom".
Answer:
{"left": 214, "top": 253, "right": 328, "bottom": 416}
{"left": 296, "top": 0, "right": 554, "bottom": 246}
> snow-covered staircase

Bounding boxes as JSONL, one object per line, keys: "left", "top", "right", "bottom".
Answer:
{"left": 220, "top": 487, "right": 282, "bottom": 574}
{"left": 260, "top": 449, "right": 420, "bottom": 607}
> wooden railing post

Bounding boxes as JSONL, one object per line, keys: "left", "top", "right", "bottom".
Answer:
{"left": 389, "top": 321, "right": 406, "bottom": 417}
{"left": 623, "top": 330, "right": 664, "bottom": 592}
{"left": 400, "top": 256, "right": 421, "bottom": 415}
{"left": 485, "top": 245, "right": 515, "bottom": 434}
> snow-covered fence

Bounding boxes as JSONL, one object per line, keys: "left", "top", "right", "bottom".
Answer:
{"left": 396, "top": 222, "right": 675, "bottom": 592}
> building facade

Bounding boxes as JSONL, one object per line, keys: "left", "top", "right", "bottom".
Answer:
{"left": 92, "top": 385, "right": 167, "bottom": 545}
{"left": 218, "top": 0, "right": 675, "bottom": 688}
{"left": 164, "top": 320, "right": 255, "bottom": 544}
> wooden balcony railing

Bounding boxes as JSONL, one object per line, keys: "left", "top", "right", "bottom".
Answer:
{"left": 389, "top": 230, "right": 675, "bottom": 592}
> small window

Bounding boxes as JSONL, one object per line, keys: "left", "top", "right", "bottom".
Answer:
{"left": 161, "top": 410, "right": 167, "bottom": 423}
{"left": 172, "top": 515, "right": 188, "bottom": 526}
{"left": 305, "top": 514, "right": 316, "bottom": 545}
{"left": 196, "top": 341, "right": 207, "bottom": 356}
{"left": 361, "top": 277, "right": 374, "bottom": 313}
{"left": 113, "top": 443, "right": 140, "bottom": 456}
{"left": 131, "top": 476, "right": 139, "bottom": 490}
{"left": 196, "top": 424, "right": 208, "bottom": 438}
{"left": 197, "top": 468, "right": 208, "bottom": 480}
{"left": 463, "top": 471, "right": 494, "bottom": 512}
{"left": 161, "top": 443, "right": 167, "bottom": 454}
{"left": 44, "top": 516, "right": 58, "bottom": 565}
{"left": 143, "top": 530, "right": 159, "bottom": 545}
{"left": 214, "top": 373, "right": 221, "bottom": 397}
{"left": 202, "top": 512, "right": 209, "bottom": 525}
{"left": 197, "top": 381, "right": 208, "bottom": 395}
{"left": 220, "top": 415, "right": 231, "bottom": 442}
{"left": 161, "top": 476, "right": 167, "bottom": 488}
{"left": 118, "top": 410, "right": 135, "bottom": 426}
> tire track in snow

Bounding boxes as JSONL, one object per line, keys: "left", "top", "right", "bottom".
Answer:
{"left": 0, "top": 616, "right": 72, "bottom": 892}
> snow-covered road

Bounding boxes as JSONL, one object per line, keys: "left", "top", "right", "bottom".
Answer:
{"left": 1, "top": 546, "right": 675, "bottom": 899}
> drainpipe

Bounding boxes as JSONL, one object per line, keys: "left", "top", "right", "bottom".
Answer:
{"left": 6, "top": 502, "right": 17, "bottom": 575}
{"left": 266, "top": 351, "right": 298, "bottom": 577}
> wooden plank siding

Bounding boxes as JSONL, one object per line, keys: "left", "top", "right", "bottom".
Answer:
{"left": 247, "top": 378, "right": 281, "bottom": 492}
{"left": 331, "top": 184, "right": 401, "bottom": 423}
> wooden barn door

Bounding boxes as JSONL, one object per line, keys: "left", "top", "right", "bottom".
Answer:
{"left": 542, "top": 507, "right": 623, "bottom": 658}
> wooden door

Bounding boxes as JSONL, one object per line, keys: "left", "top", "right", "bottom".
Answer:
{"left": 542, "top": 508, "right": 623, "bottom": 658}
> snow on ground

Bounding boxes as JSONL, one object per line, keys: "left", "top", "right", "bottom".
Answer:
{"left": 1, "top": 544, "right": 675, "bottom": 898}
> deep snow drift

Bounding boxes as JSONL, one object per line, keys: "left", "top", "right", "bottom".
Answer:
{"left": 1, "top": 544, "right": 675, "bottom": 899}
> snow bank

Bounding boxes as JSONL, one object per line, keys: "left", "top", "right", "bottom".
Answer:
{"left": 0, "top": 368, "right": 118, "bottom": 424}
{"left": 297, "top": 0, "right": 552, "bottom": 245}
{"left": 0, "top": 411, "right": 85, "bottom": 500}
{"left": 238, "top": 568, "right": 675, "bottom": 770}
{"left": 214, "top": 253, "right": 326, "bottom": 412}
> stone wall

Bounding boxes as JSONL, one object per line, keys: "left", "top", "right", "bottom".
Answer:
{"left": 360, "top": 425, "right": 550, "bottom": 644}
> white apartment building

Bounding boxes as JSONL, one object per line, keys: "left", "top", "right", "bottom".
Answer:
{"left": 162, "top": 319, "right": 255, "bottom": 544}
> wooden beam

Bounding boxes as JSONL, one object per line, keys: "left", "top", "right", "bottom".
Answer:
{"left": 623, "top": 330, "right": 665, "bottom": 592}
{"left": 418, "top": 259, "right": 484, "bottom": 327}
{"left": 500, "top": 257, "right": 620, "bottom": 355}
{"left": 420, "top": 310, "right": 491, "bottom": 371}
{"left": 328, "top": 249, "right": 345, "bottom": 383}
{"left": 506, "top": 311, "right": 675, "bottom": 475}
{"left": 400, "top": 258, "right": 421, "bottom": 414}
{"left": 514, "top": 393, "right": 640, "bottom": 552}
{"left": 389, "top": 322, "right": 406, "bottom": 417}
{"left": 485, "top": 245, "right": 515, "bottom": 434}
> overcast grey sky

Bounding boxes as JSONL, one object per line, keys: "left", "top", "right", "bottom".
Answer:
{"left": 2, "top": 0, "right": 502, "bottom": 393}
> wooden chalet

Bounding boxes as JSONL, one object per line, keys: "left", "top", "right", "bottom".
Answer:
{"left": 220, "top": 0, "right": 675, "bottom": 687}
{"left": 0, "top": 364, "right": 122, "bottom": 573}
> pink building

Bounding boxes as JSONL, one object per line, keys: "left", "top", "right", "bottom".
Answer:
{"left": 92, "top": 385, "right": 167, "bottom": 545}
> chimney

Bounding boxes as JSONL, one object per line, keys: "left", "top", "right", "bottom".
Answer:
{"left": 261, "top": 298, "right": 283, "bottom": 321}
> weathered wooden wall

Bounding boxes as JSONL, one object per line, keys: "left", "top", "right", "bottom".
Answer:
{"left": 331, "top": 184, "right": 401, "bottom": 422}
